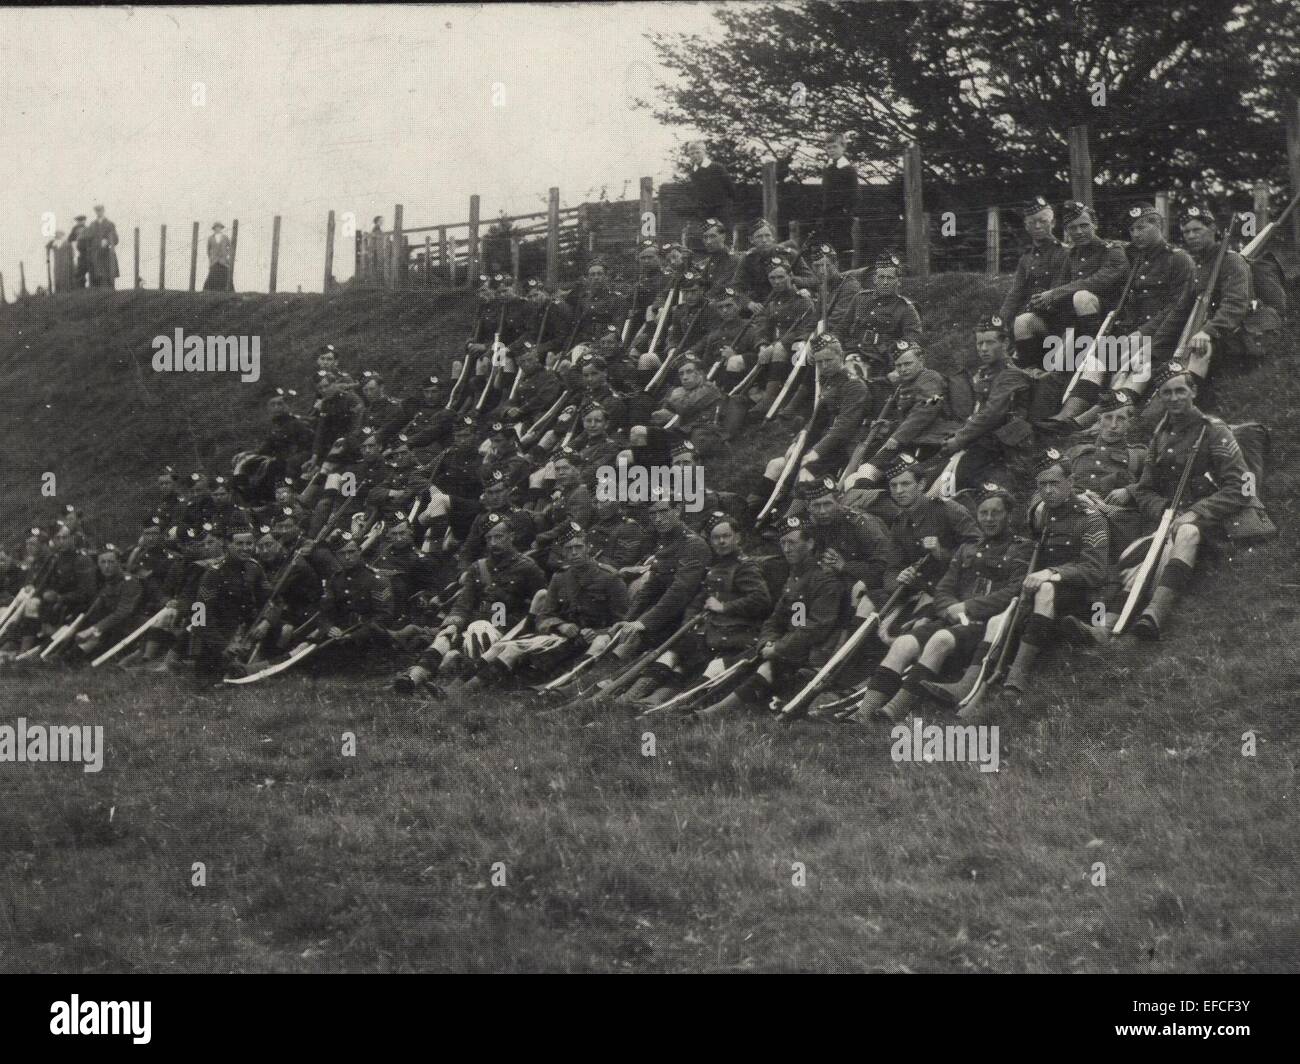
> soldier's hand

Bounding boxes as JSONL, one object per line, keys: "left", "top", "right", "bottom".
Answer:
{"left": 921, "top": 535, "right": 942, "bottom": 556}
{"left": 800, "top": 449, "right": 818, "bottom": 466}
{"left": 1022, "top": 569, "right": 1052, "bottom": 592}
{"left": 820, "top": 548, "right": 845, "bottom": 573}
{"left": 756, "top": 345, "right": 773, "bottom": 366}
{"left": 327, "top": 626, "right": 344, "bottom": 640}
{"left": 725, "top": 354, "right": 746, "bottom": 373}
{"left": 760, "top": 641, "right": 778, "bottom": 660}
{"left": 747, "top": 301, "right": 763, "bottom": 315}
{"left": 1189, "top": 331, "right": 1212, "bottom": 356}
{"left": 897, "top": 566, "right": 918, "bottom": 587}
{"left": 579, "top": 627, "right": 595, "bottom": 641}
{"left": 1172, "top": 511, "right": 1199, "bottom": 529}
{"left": 879, "top": 437, "right": 900, "bottom": 453}
{"left": 944, "top": 603, "right": 968, "bottom": 623}
{"left": 557, "top": 622, "right": 580, "bottom": 639}
{"left": 703, "top": 595, "right": 726, "bottom": 613}
{"left": 249, "top": 620, "right": 270, "bottom": 640}
{"left": 1105, "top": 487, "right": 1131, "bottom": 507}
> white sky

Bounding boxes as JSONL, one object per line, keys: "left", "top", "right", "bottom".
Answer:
{"left": 0, "top": 3, "right": 726, "bottom": 296}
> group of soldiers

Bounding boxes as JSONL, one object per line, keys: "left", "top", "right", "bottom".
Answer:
{"left": 0, "top": 192, "right": 1281, "bottom": 723}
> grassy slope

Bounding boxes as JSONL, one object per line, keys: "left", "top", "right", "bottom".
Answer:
{"left": 0, "top": 279, "right": 1296, "bottom": 973}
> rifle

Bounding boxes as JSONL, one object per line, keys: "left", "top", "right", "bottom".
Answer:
{"left": 620, "top": 273, "right": 642, "bottom": 348}
{"left": 532, "top": 625, "right": 627, "bottom": 692}
{"left": 474, "top": 303, "right": 510, "bottom": 411}
{"left": 445, "top": 305, "right": 488, "bottom": 411}
{"left": 1111, "top": 420, "right": 1208, "bottom": 636}
{"left": 779, "top": 565, "right": 924, "bottom": 720}
{"left": 521, "top": 389, "right": 572, "bottom": 443}
{"left": 706, "top": 317, "right": 753, "bottom": 382}
{"left": 224, "top": 622, "right": 363, "bottom": 685}
{"left": 768, "top": 267, "right": 841, "bottom": 420}
{"left": 638, "top": 650, "right": 761, "bottom": 718}
{"left": 839, "top": 385, "right": 900, "bottom": 487}
{"left": 642, "top": 272, "right": 681, "bottom": 366}
{"left": 764, "top": 305, "right": 818, "bottom": 421}
{"left": 1061, "top": 255, "right": 1140, "bottom": 404}
{"left": 955, "top": 523, "right": 1050, "bottom": 709}
{"left": 586, "top": 612, "right": 703, "bottom": 703}
{"left": 1240, "top": 190, "right": 1300, "bottom": 261}
{"left": 91, "top": 606, "right": 171, "bottom": 667}
{"left": 925, "top": 449, "right": 964, "bottom": 500}
{"left": 1170, "top": 214, "right": 1239, "bottom": 379}
{"left": 644, "top": 301, "right": 708, "bottom": 394}
{"left": 0, "top": 555, "right": 57, "bottom": 642}
{"left": 755, "top": 366, "right": 822, "bottom": 524}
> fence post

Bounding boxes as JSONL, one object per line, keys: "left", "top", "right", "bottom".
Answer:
{"left": 0, "top": 272, "right": 5, "bottom": 302}
{"left": 577, "top": 203, "right": 592, "bottom": 276}
{"left": 639, "top": 177, "right": 655, "bottom": 241}
{"left": 1154, "top": 191, "right": 1171, "bottom": 241}
{"left": 546, "top": 187, "right": 560, "bottom": 286}
{"left": 439, "top": 226, "right": 451, "bottom": 285}
{"left": 1288, "top": 96, "right": 1300, "bottom": 251}
{"left": 269, "top": 215, "right": 281, "bottom": 293}
{"left": 46, "top": 246, "right": 53, "bottom": 293}
{"left": 18, "top": 262, "right": 27, "bottom": 297}
{"left": 903, "top": 143, "right": 927, "bottom": 278}
{"left": 1252, "top": 181, "right": 1270, "bottom": 239}
{"left": 323, "top": 210, "right": 336, "bottom": 292}
{"left": 851, "top": 217, "right": 863, "bottom": 270}
{"left": 228, "top": 219, "right": 239, "bottom": 291}
{"left": 1068, "top": 125, "right": 1093, "bottom": 208}
{"left": 159, "top": 224, "right": 167, "bottom": 289}
{"left": 189, "top": 222, "right": 199, "bottom": 291}
{"left": 133, "top": 227, "right": 141, "bottom": 288}
{"left": 788, "top": 221, "right": 802, "bottom": 248}
{"left": 467, "top": 195, "right": 481, "bottom": 288}
{"left": 423, "top": 235, "right": 432, "bottom": 288}
{"left": 762, "top": 160, "right": 778, "bottom": 231}
{"left": 510, "top": 236, "right": 521, "bottom": 281}
{"left": 985, "top": 207, "right": 1001, "bottom": 278}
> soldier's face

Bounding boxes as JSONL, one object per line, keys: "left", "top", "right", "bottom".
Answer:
{"left": 268, "top": 397, "right": 288, "bottom": 417}
{"left": 1181, "top": 220, "right": 1214, "bottom": 254}
{"left": 780, "top": 530, "right": 814, "bottom": 565}
{"left": 889, "top": 472, "right": 922, "bottom": 508}
{"left": 228, "top": 533, "right": 255, "bottom": 561}
{"left": 553, "top": 459, "right": 579, "bottom": 487}
{"left": 337, "top": 542, "right": 362, "bottom": 569}
{"left": 318, "top": 353, "right": 337, "bottom": 373}
{"left": 709, "top": 523, "right": 738, "bottom": 556}
{"left": 894, "top": 351, "right": 923, "bottom": 381}
{"left": 97, "top": 553, "right": 120, "bottom": 578}
{"left": 485, "top": 524, "right": 513, "bottom": 553}
{"left": 1065, "top": 217, "right": 1096, "bottom": 244}
{"left": 158, "top": 475, "right": 177, "bottom": 494}
{"left": 1159, "top": 377, "right": 1196, "bottom": 414}
{"left": 256, "top": 537, "right": 282, "bottom": 563}
{"left": 1036, "top": 467, "right": 1072, "bottom": 507}
{"left": 55, "top": 530, "right": 76, "bottom": 553}
{"left": 679, "top": 364, "right": 702, "bottom": 389}
{"left": 388, "top": 524, "right": 414, "bottom": 549}
{"left": 807, "top": 496, "right": 837, "bottom": 523}
{"left": 560, "top": 538, "right": 588, "bottom": 567}
{"left": 581, "top": 366, "right": 605, "bottom": 389}
{"left": 974, "top": 330, "right": 1006, "bottom": 365}
{"left": 273, "top": 522, "right": 299, "bottom": 545}
{"left": 976, "top": 497, "right": 1009, "bottom": 538}
{"left": 1128, "top": 217, "right": 1162, "bottom": 248}
{"left": 587, "top": 265, "right": 607, "bottom": 284}
{"left": 140, "top": 528, "right": 162, "bottom": 550}
{"left": 483, "top": 483, "right": 510, "bottom": 510}
{"left": 648, "top": 504, "right": 680, "bottom": 534}
{"left": 768, "top": 267, "right": 791, "bottom": 293}
{"left": 715, "top": 297, "right": 738, "bottom": 321}
{"left": 527, "top": 287, "right": 548, "bottom": 305}
{"left": 704, "top": 228, "right": 725, "bottom": 251}
{"left": 752, "top": 228, "right": 775, "bottom": 251}
{"left": 363, "top": 379, "right": 382, "bottom": 400}
{"left": 1024, "top": 208, "right": 1054, "bottom": 241}
{"left": 1097, "top": 408, "right": 1131, "bottom": 442}
{"left": 361, "top": 438, "right": 382, "bottom": 461}
{"left": 637, "top": 248, "right": 661, "bottom": 269}
{"left": 666, "top": 248, "right": 688, "bottom": 268}
{"left": 583, "top": 410, "right": 608, "bottom": 435}
{"left": 874, "top": 267, "right": 899, "bottom": 293}
{"left": 812, "top": 255, "right": 836, "bottom": 280}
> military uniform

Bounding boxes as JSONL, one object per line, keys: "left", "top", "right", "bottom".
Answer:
{"left": 804, "top": 369, "right": 870, "bottom": 476}
{"left": 659, "top": 379, "right": 722, "bottom": 431}
{"left": 194, "top": 555, "right": 271, "bottom": 677}
{"left": 1152, "top": 241, "right": 1253, "bottom": 367}
{"left": 628, "top": 524, "right": 710, "bottom": 642}
{"left": 889, "top": 496, "right": 981, "bottom": 578}
{"left": 758, "top": 555, "right": 841, "bottom": 673}
{"left": 998, "top": 238, "right": 1070, "bottom": 323}
{"left": 913, "top": 531, "right": 1034, "bottom": 657}
{"left": 947, "top": 359, "right": 1035, "bottom": 480}
{"left": 735, "top": 246, "right": 810, "bottom": 306}
{"left": 371, "top": 542, "right": 441, "bottom": 622}
{"left": 587, "top": 511, "right": 653, "bottom": 569}
{"left": 1050, "top": 235, "right": 1130, "bottom": 315}
{"left": 81, "top": 570, "right": 143, "bottom": 644}
{"left": 536, "top": 558, "right": 629, "bottom": 633}
{"left": 694, "top": 248, "right": 738, "bottom": 298}
{"left": 444, "top": 551, "right": 546, "bottom": 632}
{"left": 809, "top": 507, "right": 902, "bottom": 599}
{"left": 497, "top": 364, "right": 563, "bottom": 425}
{"left": 1116, "top": 242, "right": 1194, "bottom": 353}
{"left": 755, "top": 287, "right": 816, "bottom": 352}
{"left": 458, "top": 506, "right": 536, "bottom": 567}
{"left": 519, "top": 298, "right": 575, "bottom": 356}
{"left": 1028, "top": 495, "right": 1110, "bottom": 618}
{"left": 673, "top": 553, "right": 773, "bottom": 670}
{"left": 1066, "top": 439, "right": 1144, "bottom": 497}
{"left": 567, "top": 283, "right": 629, "bottom": 343}
{"left": 882, "top": 368, "right": 960, "bottom": 451}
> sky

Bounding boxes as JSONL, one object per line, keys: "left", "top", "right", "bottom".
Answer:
{"left": 0, "top": 3, "right": 726, "bottom": 297}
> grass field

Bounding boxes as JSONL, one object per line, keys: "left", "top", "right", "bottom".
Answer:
{"left": 1, "top": 279, "right": 1296, "bottom": 973}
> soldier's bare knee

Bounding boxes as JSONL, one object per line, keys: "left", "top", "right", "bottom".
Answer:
{"left": 1033, "top": 582, "right": 1056, "bottom": 610}
{"left": 1073, "top": 290, "right": 1100, "bottom": 316}
{"left": 927, "top": 629, "right": 956, "bottom": 654}
{"left": 1175, "top": 523, "right": 1201, "bottom": 547}
{"left": 1014, "top": 312, "right": 1045, "bottom": 339}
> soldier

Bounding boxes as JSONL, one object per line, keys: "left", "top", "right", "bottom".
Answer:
{"left": 1060, "top": 201, "right": 1193, "bottom": 421}
{"left": 655, "top": 272, "right": 715, "bottom": 373}
{"left": 533, "top": 454, "right": 595, "bottom": 555}
{"left": 586, "top": 496, "right": 653, "bottom": 570}
{"left": 806, "top": 242, "right": 862, "bottom": 345}
{"left": 795, "top": 333, "right": 870, "bottom": 477}
{"left": 735, "top": 219, "right": 810, "bottom": 311}
{"left": 885, "top": 453, "right": 981, "bottom": 584}
{"left": 518, "top": 278, "right": 576, "bottom": 357}
{"left": 684, "top": 286, "right": 759, "bottom": 388}
{"left": 801, "top": 476, "right": 901, "bottom": 608}
{"left": 1151, "top": 204, "right": 1253, "bottom": 392}
{"left": 694, "top": 217, "right": 738, "bottom": 298}
{"left": 1014, "top": 200, "right": 1128, "bottom": 411}
{"left": 696, "top": 516, "right": 840, "bottom": 717}
{"left": 566, "top": 260, "right": 629, "bottom": 345}
{"left": 481, "top": 521, "right": 629, "bottom": 686}
{"left": 401, "top": 375, "right": 456, "bottom": 451}
{"left": 650, "top": 355, "right": 723, "bottom": 447}
{"left": 312, "top": 532, "right": 395, "bottom": 667}
{"left": 845, "top": 252, "right": 922, "bottom": 381}
{"left": 935, "top": 316, "right": 1035, "bottom": 488}
{"left": 1126, "top": 364, "right": 1251, "bottom": 640}
{"left": 29, "top": 525, "right": 98, "bottom": 647}
{"left": 963, "top": 449, "right": 1110, "bottom": 721}
{"left": 854, "top": 483, "right": 1033, "bottom": 721}
{"left": 495, "top": 342, "right": 563, "bottom": 431}
{"left": 998, "top": 197, "right": 1071, "bottom": 330}
{"left": 192, "top": 523, "right": 271, "bottom": 681}
{"left": 845, "top": 342, "right": 962, "bottom": 487}
{"left": 248, "top": 527, "right": 326, "bottom": 654}
{"left": 69, "top": 545, "right": 144, "bottom": 662}
{"left": 394, "top": 514, "right": 545, "bottom": 691}
{"left": 749, "top": 258, "right": 816, "bottom": 415}
{"left": 456, "top": 471, "right": 537, "bottom": 566}
{"left": 623, "top": 511, "right": 772, "bottom": 706}
{"left": 237, "top": 394, "right": 313, "bottom": 501}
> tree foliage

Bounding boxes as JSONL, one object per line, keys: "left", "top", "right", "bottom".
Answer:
{"left": 645, "top": 0, "right": 1300, "bottom": 198}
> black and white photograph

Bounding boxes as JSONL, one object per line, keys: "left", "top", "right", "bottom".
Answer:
{"left": 0, "top": 0, "right": 1295, "bottom": 1014}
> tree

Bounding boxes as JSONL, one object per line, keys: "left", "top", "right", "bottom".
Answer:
{"left": 644, "top": 0, "right": 1300, "bottom": 201}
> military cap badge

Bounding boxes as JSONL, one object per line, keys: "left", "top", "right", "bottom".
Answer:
{"left": 1034, "top": 448, "right": 1067, "bottom": 476}
{"left": 875, "top": 252, "right": 901, "bottom": 268}
{"left": 783, "top": 515, "right": 805, "bottom": 531}
{"left": 884, "top": 452, "right": 919, "bottom": 481}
